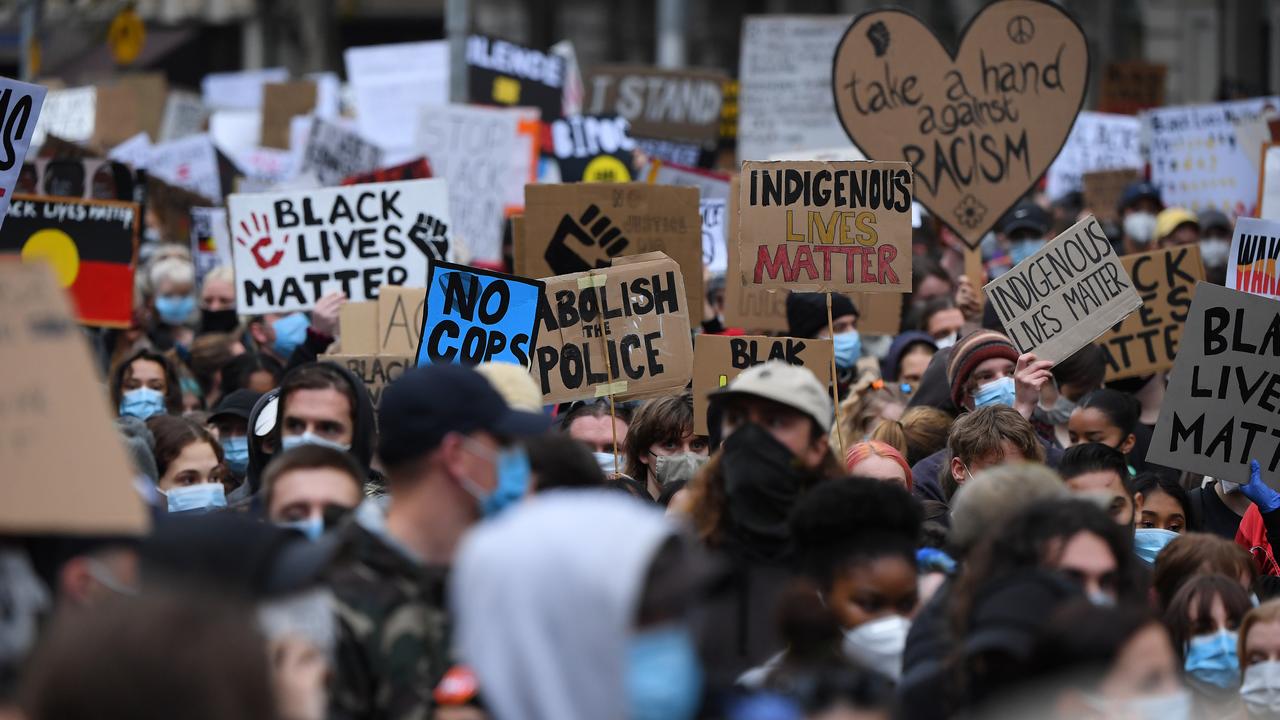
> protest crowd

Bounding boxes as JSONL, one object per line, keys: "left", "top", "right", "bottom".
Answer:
{"left": 10, "top": 2, "right": 1280, "bottom": 720}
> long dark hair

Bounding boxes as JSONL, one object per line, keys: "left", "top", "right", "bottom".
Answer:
{"left": 110, "top": 348, "right": 184, "bottom": 414}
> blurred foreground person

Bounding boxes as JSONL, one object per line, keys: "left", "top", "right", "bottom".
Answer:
{"left": 1241, "top": 600, "right": 1280, "bottom": 717}
{"left": 1163, "top": 574, "right": 1250, "bottom": 716}
{"left": 262, "top": 445, "right": 365, "bottom": 537}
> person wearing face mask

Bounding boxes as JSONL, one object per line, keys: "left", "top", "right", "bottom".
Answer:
{"left": 1239, "top": 599, "right": 1280, "bottom": 717}
{"left": 206, "top": 389, "right": 262, "bottom": 487}
{"left": 197, "top": 265, "right": 240, "bottom": 334}
{"left": 1117, "top": 181, "right": 1164, "bottom": 255}
{"left": 787, "top": 291, "right": 862, "bottom": 394}
{"left": 1156, "top": 207, "right": 1201, "bottom": 249}
{"left": 452, "top": 492, "right": 706, "bottom": 720}
{"left": 1199, "top": 208, "right": 1235, "bottom": 286}
{"left": 145, "top": 415, "right": 229, "bottom": 513}
{"left": 323, "top": 363, "right": 549, "bottom": 720}
{"left": 1037, "top": 344, "right": 1106, "bottom": 445}
{"left": 262, "top": 445, "right": 364, "bottom": 540}
{"left": 559, "top": 398, "right": 632, "bottom": 476}
{"left": 247, "top": 291, "right": 345, "bottom": 370}
{"left": 109, "top": 349, "right": 183, "bottom": 421}
{"left": 997, "top": 200, "right": 1051, "bottom": 268}
{"left": 1163, "top": 574, "right": 1251, "bottom": 715}
{"left": 147, "top": 257, "right": 198, "bottom": 352}
{"left": 881, "top": 332, "right": 938, "bottom": 398}
{"left": 622, "top": 392, "right": 709, "bottom": 504}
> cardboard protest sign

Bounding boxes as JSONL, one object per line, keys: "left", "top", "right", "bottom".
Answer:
{"left": 635, "top": 138, "right": 704, "bottom": 168}
{"left": 702, "top": 198, "right": 727, "bottom": 274}
{"left": 1259, "top": 144, "right": 1280, "bottom": 221}
{"left": 147, "top": 133, "right": 221, "bottom": 203}
{"left": 342, "top": 157, "right": 433, "bottom": 186}
{"left": 378, "top": 286, "right": 425, "bottom": 356}
{"left": 0, "top": 262, "right": 148, "bottom": 535}
{"left": 0, "top": 195, "right": 139, "bottom": 327}
{"left": 1096, "top": 245, "right": 1203, "bottom": 380}
{"left": 90, "top": 83, "right": 143, "bottom": 152}
{"left": 520, "top": 182, "right": 703, "bottom": 315}
{"left": 984, "top": 216, "right": 1142, "bottom": 363}
{"left": 190, "top": 206, "right": 230, "bottom": 284}
{"left": 301, "top": 118, "right": 384, "bottom": 186}
{"left": 584, "top": 66, "right": 726, "bottom": 146}
{"left": 417, "top": 105, "right": 538, "bottom": 262}
{"left": 338, "top": 301, "right": 379, "bottom": 355}
{"left": 1044, "top": 112, "right": 1143, "bottom": 201}
{"left": 117, "top": 73, "right": 168, "bottom": 142}
{"left": 159, "top": 90, "right": 208, "bottom": 142}
{"left": 1099, "top": 61, "right": 1166, "bottom": 115}
{"left": 466, "top": 34, "right": 565, "bottom": 122}
{"left": 0, "top": 77, "right": 46, "bottom": 227}
{"left": 550, "top": 115, "right": 635, "bottom": 182}
{"left": 1145, "top": 97, "right": 1280, "bottom": 215}
{"left": 831, "top": 1, "right": 1090, "bottom": 249}
{"left": 1227, "top": 217, "right": 1280, "bottom": 300}
{"left": 1083, "top": 168, "right": 1142, "bottom": 225}
{"left": 1147, "top": 282, "right": 1280, "bottom": 488}
{"left": 318, "top": 354, "right": 413, "bottom": 408}
{"left": 417, "top": 262, "right": 544, "bottom": 367}
{"left": 145, "top": 175, "right": 210, "bottom": 247}
{"left": 201, "top": 68, "right": 288, "bottom": 111}
{"left": 226, "top": 178, "right": 451, "bottom": 313}
{"left": 260, "top": 81, "right": 317, "bottom": 149}
{"left": 109, "top": 131, "right": 152, "bottom": 170}
{"left": 692, "top": 335, "right": 833, "bottom": 434}
{"left": 345, "top": 41, "right": 450, "bottom": 152}
{"left": 738, "top": 160, "right": 913, "bottom": 292}
{"left": 533, "top": 252, "right": 693, "bottom": 404}
{"left": 737, "top": 15, "right": 853, "bottom": 162}
{"left": 641, "top": 159, "right": 731, "bottom": 200}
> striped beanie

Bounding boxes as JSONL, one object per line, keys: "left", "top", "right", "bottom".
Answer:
{"left": 946, "top": 330, "right": 1019, "bottom": 408}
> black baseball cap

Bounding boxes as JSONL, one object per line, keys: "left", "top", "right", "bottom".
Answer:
{"left": 998, "top": 201, "right": 1050, "bottom": 236}
{"left": 378, "top": 363, "right": 551, "bottom": 467}
{"left": 208, "top": 389, "right": 262, "bottom": 425}
{"left": 1118, "top": 181, "right": 1163, "bottom": 213}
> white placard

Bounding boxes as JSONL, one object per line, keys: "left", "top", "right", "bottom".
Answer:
{"left": 159, "top": 91, "right": 208, "bottom": 142}
{"left": 701, "top": 198, "right": 727, "bottom": 274}
{"left": 345, "top": 41, "right": 449, "bottom": 152}
{"left": 108, "top": 132, "right": 152, "bottom": 170}
{"left": 148, "top": 134, "right": 222, "bottom": 203}
{"left": 0, "top": 77, "right": 45, "bottom": 226}
{"left": 201, "top": 68, "right": 289, "bottom": 111}
{"left": 1044, "top": 111, "right": 1143, "bottom": 200}
{"left": 31, "top": 86, "right": 94, "bottom": 148}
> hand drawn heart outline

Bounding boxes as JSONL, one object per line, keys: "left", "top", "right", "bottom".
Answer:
{"left": 831, "top": 0, "right": 1090, "bottom": 250}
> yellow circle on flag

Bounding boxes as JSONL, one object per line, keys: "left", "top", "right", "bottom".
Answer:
{"left": 583, "top": 156, "right": 631, "bottom": 183}
{"left": 21, "top": 229, "right": 79, "bottom": 288}
{"left": 108, "top": 8, "right": 145, "bottom": 66}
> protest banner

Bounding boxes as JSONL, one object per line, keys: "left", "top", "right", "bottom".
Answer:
{"left": 159, "top": 90, "right": 208, "bottom": 142}
{"left": 533, "top": 251, "right": 692, "bottom": 404}
{"left": 260, "top": 81, "right": 317, "bottom": 149}
{"left": 738, "top": 160, "right": 914, "bottom": 292}
{"left": 549, "top": 115, "right": 635, "bottom": 182}
{"left": 984, "top": 215, "right": 1142, "bottom": 363}
{"left": 520, "top": 182, "right": 703, "bottom": 317}
{"left": 109, "top": 132, "right": 151, "bottom": 170}
{"left": 0, "top": 195, "right": 139, "bottom": 327}
{"left": 31, "top": 86, "right": 95, "bottom": 150}
{"left": 230, "top": 146, "right": 297, "bottom": 188}
{"left": 317, "top": 354, "right": 413, "bottom": 408}
{"left": 635, "top": 138, "right": 704, "bottom": 168}
{"left": 116, "top": 73, "right": 168, "bottom": 142}
{"left": 226, "top": 178, "right": 450, "bottom": 313}
{"left": 1096, "top": 245, "right": 1203, "bottom": 380}
{"left": 1145, "top": 97, "right": 1280, "bottom": 215}
{"left": 1147, "top": 282, "right": 1280, "bottom": 489}
{"left": 831, "top": 1, "right": 1090, "bottom": 250}
{"left": 1083, "top": 168, "right": 1142, "bottom": 224}
{"left": 0, "top": 77, "right": 46, "bottom": 227}
{"left": 417, "top": 261, "right": 545, "bottom": 367}
{"left": 702, "top": 198, "right": 727, "bottom": 274}
{"left": 640, "top": 158, "right": 731, "bottom": 200}
{"left": 1044, "top": 112, "right": 1143, "bottom": 201}
{"left": 737, "top": 15, "right": 853, "bottom": 163}
{"left": 584, "top": 65, "right": 727, "bottom": 147}
{"left": 770, "top": 147, "right": 867, "bottom": 162}
{"left": 1099, "top": 61, "right": 1167, "bottom": 115}
{"left": 201, "top": 68, "right": 288, "bottom": 111}
{"left": 417, "top": 105, "right": 538, "bottom": 262}
{"left": 147, "top": 134, "right": 221, "bottom": 204}
{"left": 692, "top": 335, "right": 834, "bottom": 434}
{"left": 378, "top": 286, "right": 425, "bottom": 356}
{"left": 1259, "top": 143, "right": 1280, "bottom": 221}
{"left": 345, "top": 41, "right": 450, "bottom": 152}
{"left": 1227, "top": 217, "right": 1280, "bottom": 300}
{"left": 190, "top": 207, "right": 230, "bottom": 284}
{"left": 0, "top": 262, "right": 148, "bottom": 535}
{"left": 91, "top": 83, "right": 144, "bottom": 152}
{"left": 301, "top": 118, "right": 384, "bottom": 186}
{"left": 466, "top": 34, "right": 565, "bottom": 122}
{"left": 342, "top": 157, "right": 433, "bottom": 186}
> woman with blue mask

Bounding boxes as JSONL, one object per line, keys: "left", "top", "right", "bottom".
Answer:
{"left": 207, "top": 389, "right": 263, "bottom": 483}
{"left": 147, "top": 257, "right": 198, "bottom": 351}
{"left": 146, "top": 415, "right": 229, "bottom": 513}
{"left": 110, "top": 349, "right": 180, "bottom": 421}
{"left": 1163, "top": 574, "right": 1253, "bottom": 716}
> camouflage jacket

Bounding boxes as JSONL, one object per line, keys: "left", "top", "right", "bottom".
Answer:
{"left": 325, "top": 505, "right": 451, "bottom": 720}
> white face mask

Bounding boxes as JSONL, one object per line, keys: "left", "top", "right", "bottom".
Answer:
{"left": 935, "top": 331, "right": 958, "bottom": 349}
{"left": 1123, "top": 212, "right": 1158, "bottom": 245}
{"left": 1201, "top": 238, "right": 1231, "bottom": 268}
{"left": 1242, "top": 660, "right": 1280, "bottom": 715}
{"left": 842, "top": 614, "right": 910, "bottom": 680}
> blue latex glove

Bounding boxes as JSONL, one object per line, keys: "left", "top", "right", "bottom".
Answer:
{"left": 1242, "top": 459, "right": 1280, "bottom": 513}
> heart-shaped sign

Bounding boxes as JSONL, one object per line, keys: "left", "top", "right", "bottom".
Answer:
{"left": 832, "top": 0, "right": 1089, "bottom": 249}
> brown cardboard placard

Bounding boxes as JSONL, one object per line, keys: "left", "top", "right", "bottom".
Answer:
{"left": 1096, "top": 245, "right": 1203, "bottom": 380}
{"left": 583, "top": 65, "right": 728, "bottom": 145}
{"left": 520, "top": 183, "right": 703, "bottom": 317}
{"left": 338, "top": 301, "right": 379, "bottom": 355}
{"left": 1147, "top": 282, "right": 1280, "bottom": 489}
{"left": 1099, "top": 61, "right": 1167, "bottom": 116}
{"left": 984, "top": 215, "right": 1142, "bottom": 363}
{"left": 831, "top": 1, "right": 1089, "bottom": 250}
{"left": 92, "top": 83, "right": 143, "bottom": 151}
{"left": 1083, "top": 168, "right": 1142, "bottom": 225}
{"left": 118, "top": 72, "right": 168, "bottom": 141}
{"left": 532, "top": 251, "right": 692, "bottom": 405}
{"left": 260, "top": 81, "right": 317, "bottom": 150}
{"left": 377, "top": 286, "right": 426, "bottom": 357}
{"left": 691, "top": 335, "right": 833, "bottom": 434}
{"left": 318, "top": 354, "right": 413, "bottom": 408}
{"left": 738, "top": 160, "right": 913, "bottom": 292}
{"left": 0, "top": 262, "right": 148, "bottom": 535}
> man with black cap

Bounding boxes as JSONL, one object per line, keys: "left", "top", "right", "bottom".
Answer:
{"left": 324, "top": 363, "right": 550, "bottom": 720}
{"left": 207, "top": 388, "right": 262, "bottom": 487}
{"left": 995, "top": 200, "right": 1051, "bottom": 276}
{"left": 787, "top": 291, "right": 861, "bottom": 393}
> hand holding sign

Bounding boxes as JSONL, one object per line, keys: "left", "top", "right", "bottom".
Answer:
{"left": 1013, "top": 352, "right": 1054, "bottom": 419}
{"left": 312, "top": 292, "right": 346, "bottom": 337}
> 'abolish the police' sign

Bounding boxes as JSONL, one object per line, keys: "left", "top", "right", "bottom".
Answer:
{"left": 227, "top": 179, "right": 451, "bottom": 313}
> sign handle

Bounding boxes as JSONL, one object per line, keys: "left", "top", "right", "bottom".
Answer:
{"left": 964, "top": 246, "right": 985, "bottom": 291}
{"left": 827, "top": 292, "right": 847, "bottom": 462}
{"left": 593, "top": 308, "right": 622, "bottom": 477}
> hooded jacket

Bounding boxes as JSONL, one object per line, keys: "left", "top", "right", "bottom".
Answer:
{"left": 881, "top": 331, "right": 938, "bottom": 383}
{"left": 451, "top": 491, "right": 677, "bottom": 720}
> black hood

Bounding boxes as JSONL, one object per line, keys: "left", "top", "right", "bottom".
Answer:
{"left": 245, "top": 388, "right": 280, "bottom": 493}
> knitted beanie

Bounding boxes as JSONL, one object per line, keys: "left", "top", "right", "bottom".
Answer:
{"left": 946, "top": 330, "right": 1019, "bottom": 408}
{"left": 785, "top": 292, "right": 858, "bottom": 339}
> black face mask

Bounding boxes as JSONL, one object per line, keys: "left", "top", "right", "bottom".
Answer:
{"left": 720, "top": 423, "right": 817, "bottom": 562}
{"left": 200, "top": 308, "right": 239, "bottom": 334}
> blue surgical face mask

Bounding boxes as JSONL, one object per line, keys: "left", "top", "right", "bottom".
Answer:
{"left": 627, "top": 625, "right": 703, "bottom": 720}
{"left": 1185, "top": 628, "right": 1240, "bottom": 689}
{"left": 973, "top": 375, "right": 1016, "bottom": 409}
{"left": 271, "top": 312, "right": 310, "bottom": 359}
{"left": 155, "top": 294, "right": 196, "bottom": 325}
{"left": 165, "top": 482, "right": 227, "bottom": 513}
{"left": 1009, "top": 238, "right": 1043, "bottom": 264}
{"left": 281, "top": 432, "right": 351, "bottom": 454}
{"left": 279, "top": 515, "right": 325, "bottom": 541}
{"left": 594, "top": 451, "right": 617, "bottom": 474}
{"left": 1133, "top": 527, "right": 1179, "bottom": 566}
{"left": 461, "top": 440, "right": 531, "bottom": 518}
{"left": 221, "top": 435, "right": 249, "bottom": 477}
{"left": 119, "top": 387, "right": 167, "bottom": 420}
{"left": 832, "top": 329, "right": 862, "bottom": 369}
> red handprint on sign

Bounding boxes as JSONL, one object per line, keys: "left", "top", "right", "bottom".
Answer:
{"left": 235, "top": 212, "right": 289, "bottom": 270}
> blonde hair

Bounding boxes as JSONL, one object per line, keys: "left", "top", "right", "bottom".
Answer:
{"left": 203, "top": 264, "right": 234, "bottom": 288}
{"left": 148, "top": 256, "right": 195, "bottom": 293}
{"left": 838, "top": 381, "right": 907, "bottom": 445}
{"left": 1241, "top": 599, "right": 1280, "bottom": 667}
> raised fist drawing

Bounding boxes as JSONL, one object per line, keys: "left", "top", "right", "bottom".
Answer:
{"left": 236, "top": 212, "right": 289, "bottom": 270}
{"left": 544, "top": 204, "right": 630, "bottom": 274}
{"left": 408, "top": 212, "right": 450, "bottom": 262}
